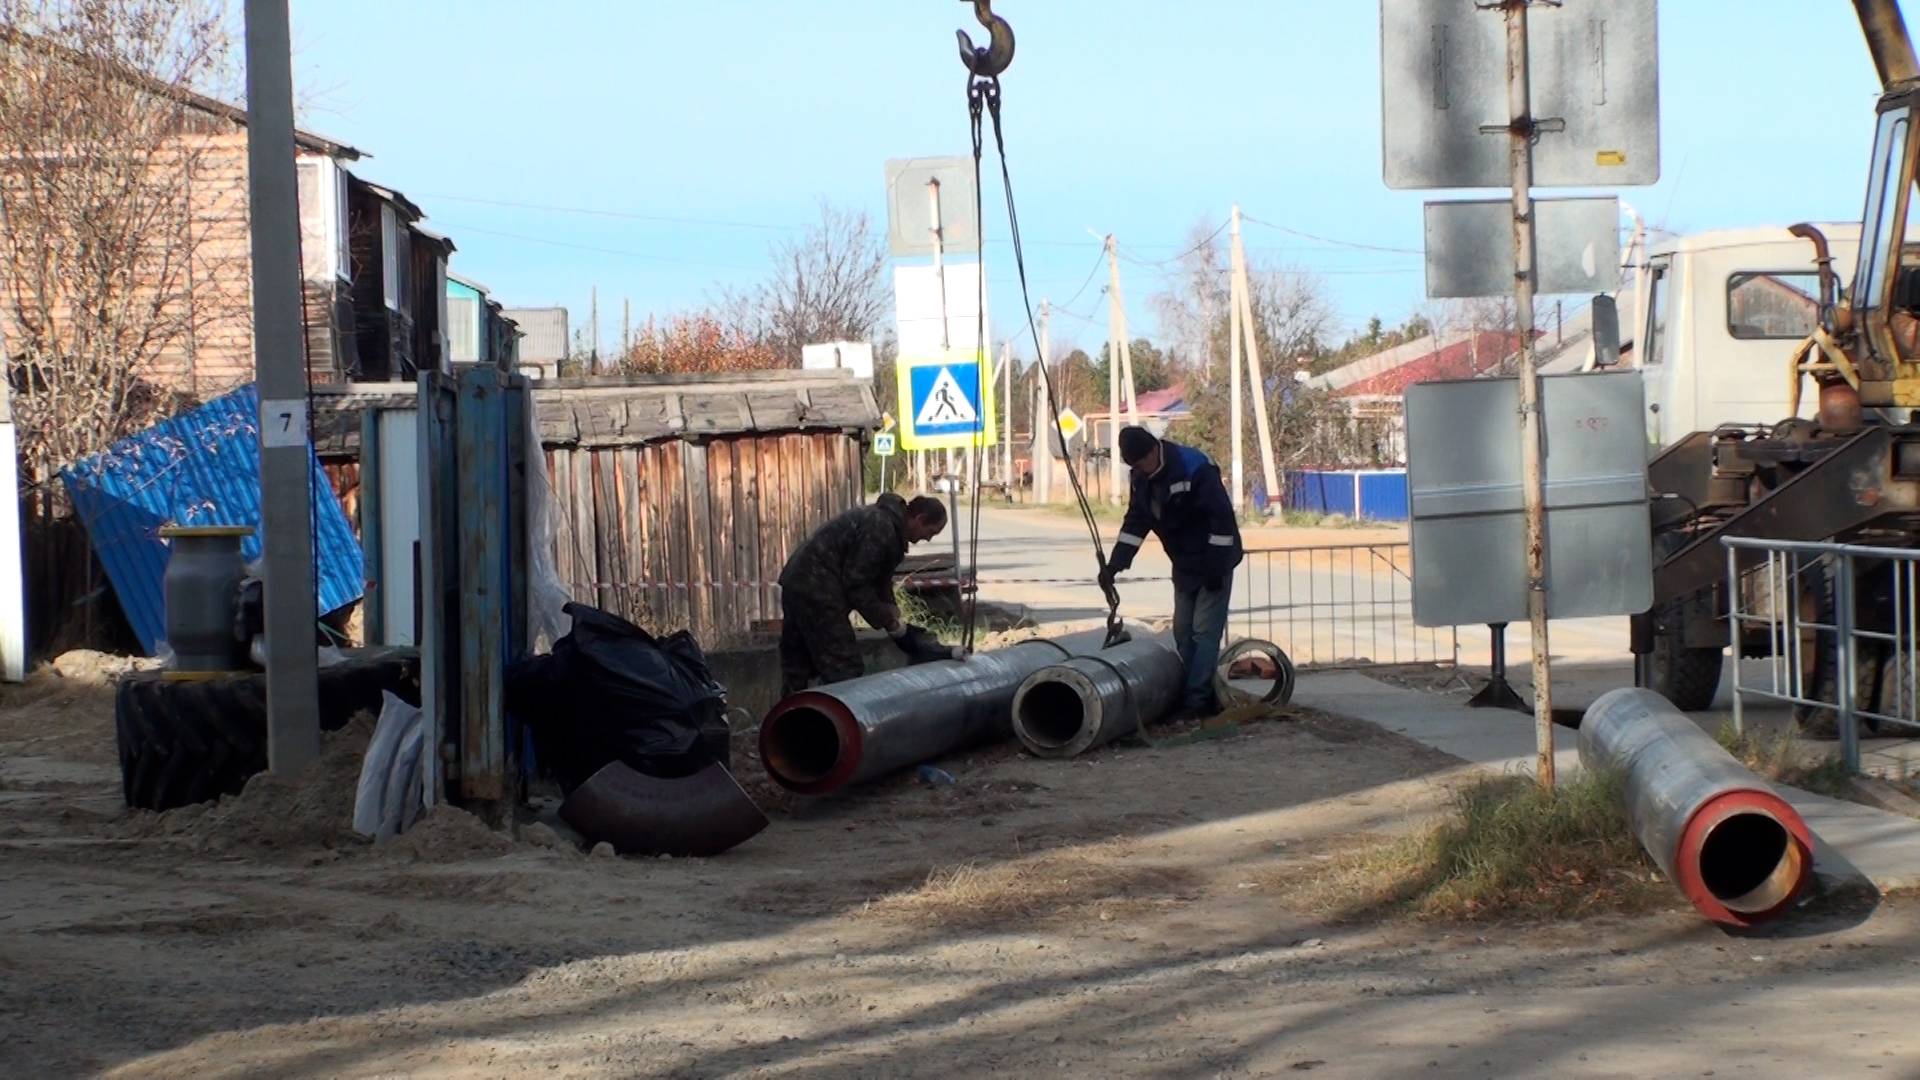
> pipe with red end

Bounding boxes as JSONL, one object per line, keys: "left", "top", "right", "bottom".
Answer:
{"left": 1580, "top": 688, "right": 1816, "bottom": 927}
{"left": 759, "top": 630, "right": 1109, "bottom": 795}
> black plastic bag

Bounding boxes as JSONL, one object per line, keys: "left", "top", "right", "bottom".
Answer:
{"left": 507, "top": 603, "right": 729, "bottom": 792}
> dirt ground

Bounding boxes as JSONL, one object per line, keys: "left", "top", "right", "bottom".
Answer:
{"left": 4, "top": 662, "right": 1920, "bottom": 1079}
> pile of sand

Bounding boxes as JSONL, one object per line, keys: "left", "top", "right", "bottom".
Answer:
{"left": 378, "top": 805, "right": 516, "bottom": 863}
{"left": 125, "top": 712, "right": 536, "bottom": 863}
{"left": 129, "top": 712, "right": 379, "bottom": 854}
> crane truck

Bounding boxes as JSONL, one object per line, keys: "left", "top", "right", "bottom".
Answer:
{"left": 1628, "top": 0, "right": 1920, "bottom": 728}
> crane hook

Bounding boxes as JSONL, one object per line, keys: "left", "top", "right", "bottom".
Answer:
{"left": 956, "top": 0, "right": 1015, "bottom": 79}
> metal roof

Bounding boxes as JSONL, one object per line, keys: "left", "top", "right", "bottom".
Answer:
{"left": 60, "top": 385, "right": 365, "bottom": 654}
{"left": 349, "top": 175, "right": 424, "bottom": 221}
{"left": 0, "top": 27, "right": 365, "bottom": 159}
{"left": 501, "top": 308, "right": 568, "bottom": 363}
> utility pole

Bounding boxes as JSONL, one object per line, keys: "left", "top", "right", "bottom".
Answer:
{"left": 1231, "top": 209, "right": 1281, "bottom": 514}
{"left": 1036, "top": 299, "right": 1053, "bottom": 504}
{"left": 622, "top": 297, "right": 630, "bottom": 364}
{"left": 1228, "top": 208, "right": 1245, "bottom": 510}
{"left": 243, "top": 0, "right": 319, "bottom": 776}
{"left": 0, "top": 303, "right": 21, "bottom": 682}
{"left": 1504, "top": 0, "right": 1555, "bottom": 789}
{"left": 1106, "top": 236, "right": 1123, "bottom": 503}
{"left": 1111, "top": 250, "right": 1138, "bottom": 422}
{"left": 590, "top": 286, "right": 599, "bottom": 370}
{"left": 1001, "top": 339, "right": 1013, "bottom": 494}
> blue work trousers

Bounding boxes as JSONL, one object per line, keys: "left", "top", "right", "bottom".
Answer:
{"left": 1172, "top": 579, "right": 1233, "bottom": 713}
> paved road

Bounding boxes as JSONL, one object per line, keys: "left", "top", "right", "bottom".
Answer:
{"left": 956, "top": 506, "right": 1629, "bottom": 669}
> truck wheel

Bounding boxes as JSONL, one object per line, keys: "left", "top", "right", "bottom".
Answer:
{"left": 1648, "top": 620, "right": 1723, "bottom": 712}
{"left": 1794, "top": 556, "right": 1888, "bottom": 739}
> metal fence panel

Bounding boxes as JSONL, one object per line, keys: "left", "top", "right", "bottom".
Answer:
{"left": 1726, "top": 537, "right": 1920, "bottom": 772}
{"left": 1235, "top": 543, "right": 1457, "bottom": 670}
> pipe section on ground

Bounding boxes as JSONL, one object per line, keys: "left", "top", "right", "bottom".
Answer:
{"left": 759, "top": 630, "right": 1107, "bottom": 794}
{"left": 1011, "top": 637, "right": 1184, "bottom": 758}
{"left": 1581, "top": 688, "right": 1816, "bottom": 927}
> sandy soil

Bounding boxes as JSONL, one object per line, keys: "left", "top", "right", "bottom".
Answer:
{"left": 3, "top": 661, "right": 1918, "bottom": 1079}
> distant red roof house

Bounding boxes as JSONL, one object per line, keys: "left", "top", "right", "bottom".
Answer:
{"left": 1087, "top": 380, "right": 1189, "bottom": 422}
{"left": 1133, "top": 382, "right": 1188, "bottom": 414}
{"left": 1315, "top": 329, "right": 1529, "bottom": 398}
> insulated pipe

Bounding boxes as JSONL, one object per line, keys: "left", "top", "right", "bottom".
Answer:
{"left": 1011, "top": 637, "right": 1184, "bottom": 758}
{"left": 759, "top": 630, "right": 1107, "bottom": 794}
{"left": 559, "top": 761, "right": 768, "bottom": 858}
{"left": 1581, "top": 689, "right": 1816, "bottom": 927}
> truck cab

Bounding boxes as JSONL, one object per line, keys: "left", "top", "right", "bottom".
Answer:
{"left": 1634, "top": 225, "right": 1861, "bottom": 448}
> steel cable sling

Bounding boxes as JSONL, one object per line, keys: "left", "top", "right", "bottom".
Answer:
{"left": 958, "top": 2, "right": 1119, "bottom": 655}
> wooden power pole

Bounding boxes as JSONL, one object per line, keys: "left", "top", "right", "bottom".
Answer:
{"left": 1230, "top": 207, "right": 1280, "bottom": 513}
{"left": 1228, "top": 209, "right": 1245, "bottom": 510}
{"left": 1002, "top": 340, "right": 1013, "bottom": 494}
{"left": 1504, "top": 1, "right": 1555, "bottom": 788}
{"left": 1036, "top": 299, "right": 1054, "bottom": 504}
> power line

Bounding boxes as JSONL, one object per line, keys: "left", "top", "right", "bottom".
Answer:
{"left": 435, "top": 221, "right": 761, "bottom": 271}
{"left": 421, "top": 193, "right": 802, "bottom": 233}
{"left": 419, "top": 189, "right": 1236, "bottom": 252}
{"left": 1114, "top": 217, "right": 1231, "bottom": 268}
{"left": 1240, "top": 213, "right": 1424, "bottom": 255}
{"left": 1055, "top": 247, "right": 1109, "bottom": 312}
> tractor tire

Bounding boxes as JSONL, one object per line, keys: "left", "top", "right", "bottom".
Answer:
{"left": 115, "top": 675, "right": 267, "bottom": 811}
{"left": 116, "top": 649, "right": 419, "bottom": 811}
{"left": 1647, "top": 617, "right": 1723, "bottom": 713}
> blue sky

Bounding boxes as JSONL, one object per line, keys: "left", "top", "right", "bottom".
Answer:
{"left": 284, "top": 1, "right": 1897, "bottom": 358}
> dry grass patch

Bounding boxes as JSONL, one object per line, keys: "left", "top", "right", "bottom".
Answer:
{"left": 1276, "top": 770, "right": 1667, "bottom": 921}
{"left": 866, "top": 845, "right": 1199, "bottom": 929}
{"left": 1716, "top": 721, "right": 1854, "bottom": 799}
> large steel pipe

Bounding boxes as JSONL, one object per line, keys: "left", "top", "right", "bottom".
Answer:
{"left": 759, "top": 630, "right": 1106, "bottom": 794}
{"left": 1581, "top": 688, "right": 1816, "bottom": 927}
{"left": 1011, "top": 637, "right": 1184, "bottom": 758}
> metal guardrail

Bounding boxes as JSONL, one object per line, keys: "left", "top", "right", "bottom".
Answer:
{"left": 1234, "top": 543, "right": 1457, "bottom": 671}
{"left": 1726, "top": 536, "right": 1920, "bottom": 771}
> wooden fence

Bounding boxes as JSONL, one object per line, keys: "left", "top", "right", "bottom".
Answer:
{"left": 544, "top": 431, "right": 865, "bottom": 644}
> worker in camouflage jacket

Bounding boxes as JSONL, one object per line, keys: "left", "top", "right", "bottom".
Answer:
{"left": 1099, "top": 426, "right": 1244, "bottom": 718}
{"left": 777, "top": 492, "right": 952, "bottom": 695}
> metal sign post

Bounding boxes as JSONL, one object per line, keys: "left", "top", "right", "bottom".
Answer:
{"left": 1384, "top": 0, "right": 1660, "bottom": 790}
{"left": 1503, "top": 0, "right": 1555, "bottom": 788}
{"left": 243, "top": 0, "right": 320, "bottom": 776}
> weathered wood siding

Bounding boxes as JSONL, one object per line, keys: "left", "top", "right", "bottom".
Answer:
{"left": 544, "top": 432, "right": 864, "bottom": 644}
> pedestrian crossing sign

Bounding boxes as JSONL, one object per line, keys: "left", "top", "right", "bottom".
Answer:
{"left": 897, "top": 349, "right": 996, "bottom": 451}
{"left": 872, "top": 432, "right": 897, "bottom": 457}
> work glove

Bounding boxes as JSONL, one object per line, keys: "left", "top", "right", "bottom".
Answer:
{"left": 1097, "top": 565, "right": 1117, "bottom": 591}
{"left": 897, "top": 624, "right": 960, "bottom": 665}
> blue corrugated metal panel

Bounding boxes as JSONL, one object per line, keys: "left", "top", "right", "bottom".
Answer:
{"left": 1358, "top": 472, "right": 1410, "bottom": 521}
{"left": 61, "top": 384, "right": 364, "bottom": 654}
{"left": 1285, "top": 470, "right": 1357, "bottom": 517}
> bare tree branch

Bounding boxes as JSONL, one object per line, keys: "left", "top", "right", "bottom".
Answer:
{"left": 0, "top": 0, "right": 238, "bottom": 486}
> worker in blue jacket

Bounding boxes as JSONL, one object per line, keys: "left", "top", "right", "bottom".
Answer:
{"left": 1098, "top": 426, "right": 1243, "bottom": 718}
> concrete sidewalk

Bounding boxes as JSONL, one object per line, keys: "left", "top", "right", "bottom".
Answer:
{"left": 1293, "top": 670, "right": 1920, "bottom": 892}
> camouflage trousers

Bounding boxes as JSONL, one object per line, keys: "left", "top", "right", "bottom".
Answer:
{"left": 779, "top": 594, "right": 865, "bottom": 697}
